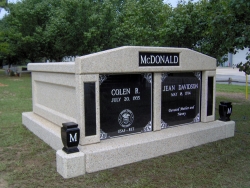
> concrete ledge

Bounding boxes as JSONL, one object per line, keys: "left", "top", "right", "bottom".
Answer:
{"left": 22, "top": 111, "right": 235, "bottom": 176}
{"left": 81, "top": 120, "right": 235, "bottom": 173}
{"left": 22, "top": 112, "right": 63, "bottom": 150}
{"left": 56, "top": 150, "right": 85, "bottom": 178}
{"left": 28, "top": 62, "right": 75, "bottom": 73}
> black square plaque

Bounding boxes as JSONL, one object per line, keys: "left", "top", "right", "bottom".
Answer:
{"left": 161, "top": 72, "right": 201, "bottom": 128}
{"left": 99, "top": 73, "right": 152, "bottom": 139}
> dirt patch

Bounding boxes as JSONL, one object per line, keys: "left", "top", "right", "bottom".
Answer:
{"left": 24, "top": 159, "right": 43, "bottom": 168}
{"left": 0, "top": 176, "right": 8, "bottom": 188}
{"left": 0, "top": 83, "right": 8, "bottom": 87}
{"left": 217, "top": 92, "right": 250, "bottom": 101}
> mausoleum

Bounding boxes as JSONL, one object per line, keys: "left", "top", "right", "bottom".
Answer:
{"left": 22, "top": 46, "right": 235, "bottom": 178}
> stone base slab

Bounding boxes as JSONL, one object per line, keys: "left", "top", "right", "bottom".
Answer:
{"left": 81, "top": 120, "right": 235, "bottom": 173}
{"left": 56, "top": 150, "right": 85, "bottom": 178}
{"left": 22, "top": 112, "right": 235, "bottom": 177}
{"left": 22, "top": 112, "right": 63, "bottom": 150}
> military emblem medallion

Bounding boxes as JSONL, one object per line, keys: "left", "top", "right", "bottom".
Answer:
{"left": 118, "top": 109, "right": 134, "bottom": 128}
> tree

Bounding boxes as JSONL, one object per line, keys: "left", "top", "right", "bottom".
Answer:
{"left": 114, "top": 0, "right": 169, "bottom": 46}
{"left": 162, "top": 1, "right": 207, "bottom": 49}
{"left": 86, "top": 0, "right": 118, "bottom": 52}
{"left": 42, "top": 0, "right": 87, "bottom": 61}
{"left": 2, "top": 0, "right": 61, "bottom": 62}
{"left": 0, "top": 17, "right": 21, "bottom": 67}
{"left": 195, "top": 0, "right": 250, "bottom": 63}
{"left": 237, "top": 53, "right": 250, "bottom": 75}
{"left": 1, "top": 0, "right": 249, "bottom": 65}
{"left": 236, "top": 52, "right": 250, "bottom": 99}
{"left": 0, "top": 0, "right": 7, "bottom": 9}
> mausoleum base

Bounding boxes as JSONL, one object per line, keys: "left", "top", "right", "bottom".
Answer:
{"left": 22, "top": 111, "right": 235, "bottom": 178}
{"left": 22, "top": 112, "right": 63, "bottom": 150}
{"left": 56, "top": 150, "right": 85, "bottom": 178}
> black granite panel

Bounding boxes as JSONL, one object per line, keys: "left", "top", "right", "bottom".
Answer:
{"left": 84, "top": 82, "right": 96, "bottom": 136}
{"left": 161, "top": 72, "right": 201, "bottom": 127}
{"left": 207, "top": 77, "right": 214, "bottom": 116}
{"left": 100, "top": 74, "right": 152, "bottom": 139}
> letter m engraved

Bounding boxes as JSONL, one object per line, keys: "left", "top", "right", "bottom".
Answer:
{"left": 69, "top": 133, "right": 77, "bottom": 142}
{"left": 140, "top": 55, "right": 147, "bottom": 64}
{"left": 227, "top": 108, "right": 232, "bottom": 114}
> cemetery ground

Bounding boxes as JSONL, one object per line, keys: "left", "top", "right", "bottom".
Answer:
{"left": 0, "top": 69, "right": 249, "bottom": 188}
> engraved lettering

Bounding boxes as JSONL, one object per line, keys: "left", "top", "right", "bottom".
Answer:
{"left": 124, "top": 97, "right": 130, "bottom": 101}
{"left": 140, "top": 55, "right": 147, "bottom": 64}
{"left": 111, "top": 88, "right": 130, "bottom": 96}
{"left": 111, "top": 97, "right": 121, "bottom": 102}
{"left": 139, "top": 52, "right": 179, "bottom": 66}
{"left": 171, "top": 92, "right": 178, "bottom": 97}
{"left": 179, "top": 84, "right": 198, "bottom": 90}
{"left": 177, "top": 112, "right": 186, "bottom": 116}
{"left": 174, "top": 56, "right": 178, "bottom": 63}
{"left": 135, "top": 88, "right": 140, "bottom": 94}
{"left": 133, "top": 96, "right": 140, "bottom": 100}
{"left": 163, "top": 85, "right": 176, "bottom": 92}
{"left": 69, "top": 133, "right": 77, "bottom": 142}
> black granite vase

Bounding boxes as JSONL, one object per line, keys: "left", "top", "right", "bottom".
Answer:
{"left": 219, "top": 101, "right": 232, "bottom": 121}
{"left": 61, "top": 122, "right": 80, "bottom": 154}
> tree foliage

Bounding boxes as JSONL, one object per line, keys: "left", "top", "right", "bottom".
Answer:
{"left": 0, "top": 0, "right": 7, "bottom": 9}
{"left": 237, "top": 53, "right": 250, "bottom": 75}
{"left": 196, "top": 0, "right": 250, "bottom": 63}
{"left": 0, "top": 0, "right": 58, "bottom": 63}
{"left": 0, "top": 0, "right": 249, "bottom": 65}
{"left": 114, "top": 0, "right": 169, "bottom": 46}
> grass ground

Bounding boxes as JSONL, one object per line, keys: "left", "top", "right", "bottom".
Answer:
{"left": 0, "top": 70, "right": 250, "bottom": 188}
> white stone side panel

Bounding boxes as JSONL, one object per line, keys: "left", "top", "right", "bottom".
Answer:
{"left": 32, "top": 72, "right": 76, "bottom": 127}
{"left": 201, "top": 71, "right": 208, "bottom": 122}
{"left": 32, "top": 72, "right": 76, "bottom": 87}
{"left": 201, "top": 71, "right": 216, "bottom": 122}
{"left": 76, "top": 74, "right": 100, "bottom": 146}
{"left": 208, "top": 71, "right": 216, "bottom": 122}
{"left": 153, "top": 73, "right": 162, "bottom": 131}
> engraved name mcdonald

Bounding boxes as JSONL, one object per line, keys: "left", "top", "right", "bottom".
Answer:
{"left": 139, "top": 52, "right": 179, "bottom": 66}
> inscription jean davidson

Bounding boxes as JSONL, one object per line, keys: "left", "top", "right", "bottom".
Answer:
{"left": 161, "top": 72, "right": 201, "bottom": 128}
{"left": 139, "top": 52, "right": 179, "bottom": 66}
{"left": 99, "top": 74, "right": 152, "bottom": 139}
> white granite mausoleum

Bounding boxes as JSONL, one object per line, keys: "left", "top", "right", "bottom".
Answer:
{"left": 22, "top": 46, "right": 235, "bottom": 178}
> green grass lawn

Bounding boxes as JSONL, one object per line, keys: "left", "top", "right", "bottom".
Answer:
{"left": 217, "top": 83, "right": 250, "bottom": 94}
{"left": 0, "top": 70, "right": 250, "bottom": 187}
